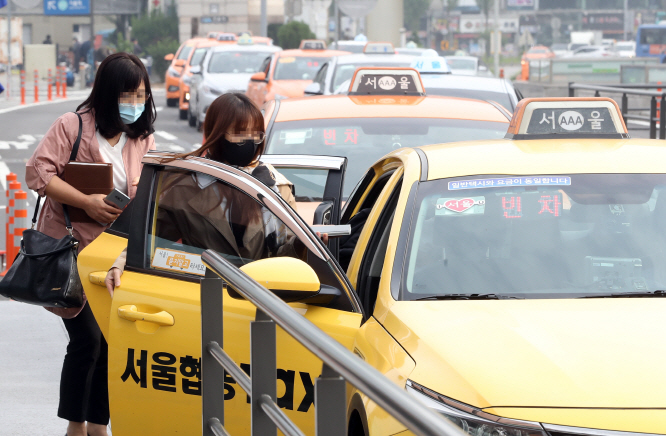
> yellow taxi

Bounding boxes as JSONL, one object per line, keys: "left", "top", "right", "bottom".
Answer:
{"left": 164, "top": 38, "right": 210, "bottom": 107}
{"left": 176, "top": 39, "right": 220, "bottom": 120}
{"left": 80, "top": 95, "right": 666, "bottom": 436}
{"left": 246, "top": 40, "right": 350, "bottom": 107}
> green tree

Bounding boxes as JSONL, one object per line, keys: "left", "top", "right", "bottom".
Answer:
{"left": 277, "top": 21, "right": 316, "bottom": 49}
{"left": 131, "top": 2, "right": 179, "bottom": 79}
{"left": 268, "top": 23, "right": 283, "bottom": 44}
{"left": 404, "top": 0, "right": 429, "bottom": 34}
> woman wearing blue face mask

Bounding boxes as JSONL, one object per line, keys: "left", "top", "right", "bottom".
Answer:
{"left": 25, "top": 52, "right": 155, "bottom": 436}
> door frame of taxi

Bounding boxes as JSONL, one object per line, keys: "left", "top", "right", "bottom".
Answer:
{"left": 92, "top": 152, "right": 364, "bottom": 435}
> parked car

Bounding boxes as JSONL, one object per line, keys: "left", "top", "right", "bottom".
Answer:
{"left": 569, "top": 45, "right": 613, "bottom": 57}
{"left": 615, "top": 41, "right": 636, "bottom": 57}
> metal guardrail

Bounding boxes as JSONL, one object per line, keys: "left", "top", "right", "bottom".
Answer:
{"left": 528, "top": 57, "right": 659, "bottom": 84}
{"left": 200, "top": 249, "right": 466, "bottom": 436}
{"left": 568, "top": 82, "right": 666, "bottom": 139}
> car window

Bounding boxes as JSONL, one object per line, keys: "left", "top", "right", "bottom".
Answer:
{"left": 177, "top": 46, "right": 193, "bottom": 60}
{"left": 401, "top": 173, "right": 666, "bottom": 300}
{"left": 189, "top": 48, "right": 208, "bottom": 66}
{"left": 274, "top": 56, "right": 330, "bottom": 80}
{"left": 267, "top": 118, "right": 507, "bottom": 198}
{"left": 313, "top": 63, "right": 328, "bottom": 87}
{"left": 146, "top": 168, "right": 306, "bottom": 276}
{"left": 445, "top": 58, "right": 477, "bottom": 70}
{"left": 208, "top": 51, "right": 274, "bottom": 73}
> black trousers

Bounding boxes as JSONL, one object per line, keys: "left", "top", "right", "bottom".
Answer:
{"left": 58, "top": 303, "right": 110, "bottom": 425}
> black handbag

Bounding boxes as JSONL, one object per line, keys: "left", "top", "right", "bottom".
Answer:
{"left": 0, "top": 113, "right": 84, "bottom": 308}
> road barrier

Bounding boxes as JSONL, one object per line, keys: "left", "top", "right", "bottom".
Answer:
{"left": 33, "top": 70, "right": 39, "bottom": 104}
{"left": 47, "top": 69, "right": 53, "bottom": 102}
{"left": 200, "top": 250, "right": 465, "bottom": 436}
{"left": 20, "top": 70, "right": 25, "bottom": 105}
{"left": 528, "top": 57, "right": 659, "bottom": 84}
{"left": 56, "top": 67, "right": 61, "bottom": 98}
{"left": 1, "top": 177, "right": 20, "bottom": 276}
{"left": 12, "top": 191, "right": 28, "bottom": 263}
{"left": 569, "top": 82, "right": 666, "bottom": 139}
{"left": 62, "top": 68, "right": 67, "bottom": 99}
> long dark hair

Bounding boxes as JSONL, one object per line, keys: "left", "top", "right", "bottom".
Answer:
{"left": 77, "top": 52, "right": 156, "bottom": 140}
{"left": 176, "top": 93, "right": 265, "bottom": 164}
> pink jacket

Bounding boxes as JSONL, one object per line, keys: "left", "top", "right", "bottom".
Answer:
{"left": 26, "top": 111, "right": 155, "bottom": 317}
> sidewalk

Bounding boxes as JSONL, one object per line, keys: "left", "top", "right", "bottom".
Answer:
{"left": 0, "top": 298, "right": 68, "bottom": 435}
{"left": 0, "top": 73, "right": 91, "bottom": 113}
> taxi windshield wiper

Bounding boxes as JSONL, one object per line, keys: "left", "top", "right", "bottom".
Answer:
{"left": 580, "top": 290, "right": 666, "bottom": 298}
{"left": 414, "top": 293, "right": 523, "bottom": 301}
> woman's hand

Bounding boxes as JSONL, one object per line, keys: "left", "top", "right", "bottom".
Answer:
{"left": 316, "top": 232, "right": 329, "bottom": 245}
{"left": 84, "top": 194, "right": 123, "bottom": 223}
{"left": 132, "top": 177, "right": 140, "bottom": 187}
{"left": 105, "top": 267, "right": 122, "bottom": 297}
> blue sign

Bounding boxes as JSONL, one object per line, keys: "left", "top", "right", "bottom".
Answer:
{"left": 410, "top": 57, "right": 451, "bottom": 74}
{"left": 44, "top": 0, "right": 90, "bottom": 15}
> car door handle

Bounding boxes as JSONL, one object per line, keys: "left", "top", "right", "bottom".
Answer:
{"left": 117, "top": 305, "right": 175, "bottom": 326}
{"left": 88, "top": 271, "right": 107, "bottom": 286}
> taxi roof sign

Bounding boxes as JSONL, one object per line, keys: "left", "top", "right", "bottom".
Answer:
{"left": 348, "top": 67, "right": 425, "bottom": 96}
{"left": 300, "top": 39, "right": 327, "bottom": 50}
{"left": 217, "top": 33, "right": 238, "bottom": 42}
{"left": 410, "top": 56, "right": 451, "bottom": 74}
{"left": 363, "top": 42, "right": 396, "bottom": 54}
{"left": 506, "top": 97, "right": 629, "bottom": 140}
{"left": 237, "top": 34, "right": 254, "bottom": 45}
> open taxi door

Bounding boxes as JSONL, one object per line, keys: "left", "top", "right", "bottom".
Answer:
{"left": 78, "top": 152, "right": 362, "bottom": 435}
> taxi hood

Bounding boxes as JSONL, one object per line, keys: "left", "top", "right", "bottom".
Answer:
{"left": 385, "top": 298, "right": 666, "bottom": 409}
{"left": 271, "top": 80, "right": 313, "bottom": 97}
{"left": 206, "top": 73, "right": 255, "bottom": 92}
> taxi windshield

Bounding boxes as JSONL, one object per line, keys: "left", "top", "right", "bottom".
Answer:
{"left": 274, "top": 56, "right": 330, "bottom": 80}
{"left": 402, "top": 174, "right": 666, "bottom": 300}
{"left": 445, "top": 58, "right": 477, "bottom": 70}
{"left": 332, "top": 62, "right": 411, "bottom": 92}
{"left": 207, "top": 51, "right": 273, "bottom": 73}
{"left": 267, "top": 119, "right": 507, "bottom": 198}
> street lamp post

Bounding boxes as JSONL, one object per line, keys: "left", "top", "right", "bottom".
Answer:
{"left": 5, "top": 0, "right": 11, "bottom": 100}
{"left": 493, "top": 0, "right": 499, "bottom": 77}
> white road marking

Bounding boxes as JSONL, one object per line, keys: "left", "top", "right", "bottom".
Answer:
{"left": 155, "top": 106, "right": 164, "bottom": 112}
{"left": 9, "top": 141, "right": 30, "bottom": 150}
{"left": 0, "top": 161, "right": 10, "bottom": 191}
{"left": 155, "top": 130, "right": 178, "bottom": 141}
{"left": 17, "top": 134, "right": 35, "bottom": 142}
{"left": 156, "top": 143, "right": 185, "bottom": 152}
{"left": 193, "top": 143, "right": 202, "bottom": 150}
{"left": 0, "top": 142, "right": 10, "bottom": 150}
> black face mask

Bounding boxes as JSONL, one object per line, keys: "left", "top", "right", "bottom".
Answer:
{"left": 215, "top": 138, "right": 258, "bottom": 167}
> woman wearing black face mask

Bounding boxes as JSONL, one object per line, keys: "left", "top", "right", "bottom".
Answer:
{"left": 104, "top": 93, "right": 300, "bottom": 294}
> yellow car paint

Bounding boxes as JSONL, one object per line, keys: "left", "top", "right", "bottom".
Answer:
{"left": 80, "top": 232, "right": 362, "bottom": 435}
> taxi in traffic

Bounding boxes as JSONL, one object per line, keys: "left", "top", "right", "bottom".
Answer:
{"left": 164, "top": 38, "right": 211, "bottom": 107}
{"left": 264, "top": 67, "right": 511, "bottom": 206}
{"left": 176, "top": 39, "right": 220, "bottom": 120}
{"left": 80, "top": 95, "right": 666, "bottom": 435}
{"left": 304, "top": 42, "right": 417, "bottom": 96}
{"left": 245, "top": 40, "right": 350, "bottom": 106}
{"left": 79, "top": 96, "right": 666, "bottom": 436}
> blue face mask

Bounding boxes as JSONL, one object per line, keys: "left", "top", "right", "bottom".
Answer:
{"left": 118, "top": 103, "right": 145, "bottom": 124}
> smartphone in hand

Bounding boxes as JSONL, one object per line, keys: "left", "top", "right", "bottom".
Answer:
{"left": 105, "top": 188, "right": 131, "bottom": 210}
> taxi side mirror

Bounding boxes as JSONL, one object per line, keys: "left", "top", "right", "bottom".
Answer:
{"left": 164, "top": 53, "right": 174, "bottom": 61}
{"left": 251, "top": 71, "right": 267, "bottom": 82}
{"left": 190, "top": 65, "right": 202, "bottom": 75}
{"left": 304, "top": 82, "right": 322, "bottom": 95}
{"left": 235, "top": 257, "right": 321, "bottom": 302}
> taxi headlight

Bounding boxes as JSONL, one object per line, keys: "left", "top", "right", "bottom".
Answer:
{"left": 203, "top": 84, "right": 222, "bottom": 96}
{"left": 406, "top": 380, "right": 547, "bottom": 436}
{"left": 168, "top": 67, "right": 181, "bottom": 78}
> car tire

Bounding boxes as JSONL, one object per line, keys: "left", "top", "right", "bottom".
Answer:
{"left": 179, "top": 109, "right": 188, "bottom": 120}
{"left": 196, "top": 116, "right": 203, "bottom": 132}
{"left": 348, "top": 411, "right": 365, "bottom": 436}
{"left": 188, "top": 107, "right": 197, "bottom": 127}
{"left": 166, "top": 98, "right": 178, "bottom": 107}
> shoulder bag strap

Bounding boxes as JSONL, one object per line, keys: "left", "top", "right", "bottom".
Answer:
{"left": 31, "top": 112, "right": 82, "bottom": 233}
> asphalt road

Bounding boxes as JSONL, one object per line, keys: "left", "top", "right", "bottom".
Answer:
{"left": 0, "top": 88, "right": 203, "bottom": 210}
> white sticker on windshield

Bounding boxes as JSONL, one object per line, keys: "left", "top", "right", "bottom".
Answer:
{"left": 436, "top": 197, "right": 485, "bottom": 216}
{"left": 281, "top": 129, "right": 312, "bottom": 145}
{"left": 448, "top": 176, "right": 571, "bottom": 190}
